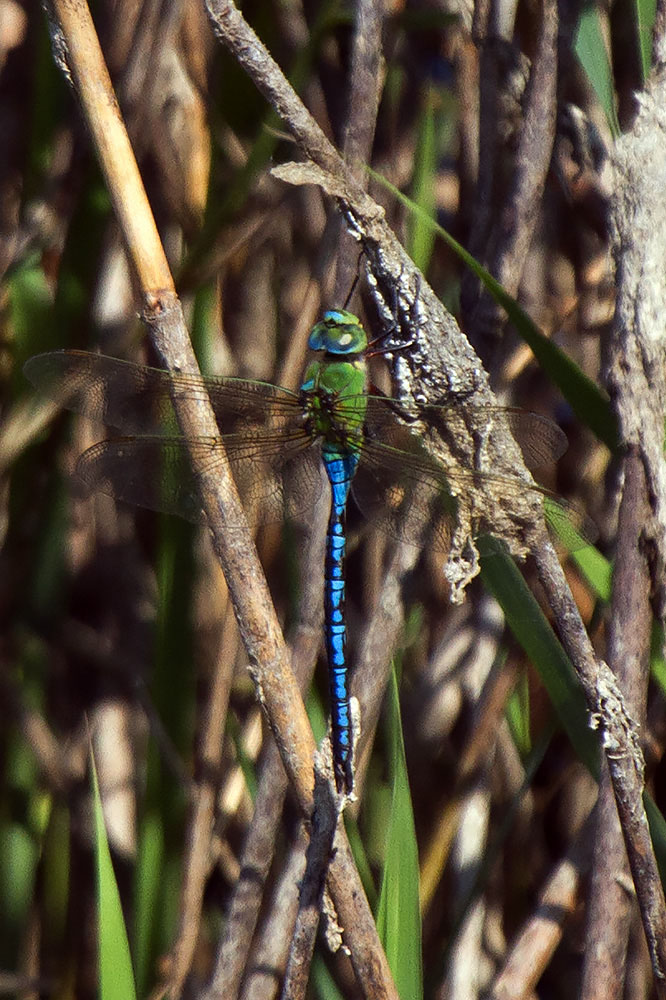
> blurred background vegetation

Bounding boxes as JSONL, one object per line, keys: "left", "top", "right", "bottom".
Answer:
{"left": 0, "top": 0, "right": 660, "bottom": 996}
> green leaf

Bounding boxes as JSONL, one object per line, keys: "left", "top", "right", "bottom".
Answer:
{"left": 573, "top": 8, "right": 621, "bottom": 137}
{"left": 506, "top": 669, "right": 531, "bottom": 757}
{"left": 543, "top": 497, "right": 612, "bottom": 601}
{"left": 651, "top": 623, "right": 666, "bottom": 698}
{"left": 479, "top": 538, "right": 600, "bottom": 776}
{"left": 408, "top": 90, "right": 437, "bottom": 272}
{"left": 376, "top": 669, "right": 423, "bottom": 1000}
{"left": 311, "top": 954, "right": 345, "bottom": 999}
{"left": 571, "top": 544, "right": 613, "bottom": 603}
{"left": 133, "top": 812, "right": 165, "bottom": 999}
{"left": 91, "top": 750, "right": 137, "bottom": 1000}
{"left": 635, "top": 0, "right": 657, "bottom": 81}
{"left": 644, "top": 793, "right": 666, "bottom": 883}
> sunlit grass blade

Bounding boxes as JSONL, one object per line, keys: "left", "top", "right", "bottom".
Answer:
{"left": 368, "top": 169, "right": 619, "bottom": 454}
{"left": 571, "top": 545, "right": 612, "bottom": 603}
{"left": 544, "top": 496, "right": 612, "bottom": 601}
{"left": 91, "top": 749, "right": 137, "bottom": 1000}
{"left": 478, "top": 537, "right": 599, "bottom": 775}
{"left": 408, "top": 88, "right": 437, "bottom": 273}
{"left": 573, "top": 8, "right": 621, "bottom": 136}
{"left": 376, "top": 668, "right": 423, "bottom": 1000}
{"left": 634, "top": 0, "right": 657, "bottom": 81}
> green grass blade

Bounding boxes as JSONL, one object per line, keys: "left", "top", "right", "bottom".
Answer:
{"left": 644, "top": 793, "right": 666, "bottom": 882}
{"left": 344, "top": 815, "right": 378, "bottom": 913}
{"left": 571, "top": 545, "right": 613, "bottom": 602}
{"left": 635, "top": 0, "right": 657, "bottom": 81}
{"left": 479, "top": 538, "right": 599, "bottom": 775}
{"left": 42, "top": 802, "right": 70, "bottom": 967}
{"left": 407, "top": 89, "right": 437, "bottom": 273}
{"left": 311, "top": 955, "right": 345, "bottom": 998}
{"left": 376, "top": 668, "right": 423, "bottom": 1000}
{"left": 91, "top": 750, "right": 137, "bottom": 1000}
{"left": 573, "top": 8, "right": 621, "bottom": 136}
{"left": 505, "top": 668, "right": 531, "bottom": 757}
{"left": 133, "top": 811, "right": 165, "bottom": 999}
{"left": 542, "top": 497, "right": 612, "bottom": 601}
{"left": 368, "top": 170, "right": 619, "bottom": 453}
{"left": 651, "top": 623, "right": 666, "bottom": 698}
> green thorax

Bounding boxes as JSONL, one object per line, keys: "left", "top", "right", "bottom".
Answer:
{"left": 301, "top": 310, "right": 369, "bottom": 449}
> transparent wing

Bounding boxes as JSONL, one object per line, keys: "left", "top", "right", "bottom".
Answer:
{"left": 76, "top": 431, "right": 324, "bottom": 525}
{"left": 351, "top": 450, "right": 457, "bottom": 552}
{"left": 352, "top": 396, "right": 590, "bottom": 552}
{"left": 23, "top": 352, "right": 567, "bottom": 471}
{"left": 25, "top": 351, "right": 589, "bottom": 542}
{"left": 23, "top": 350, "right": 305, "bottom": 436}
{"left": 362, "top": 394, "right": 568, "bottom": 469}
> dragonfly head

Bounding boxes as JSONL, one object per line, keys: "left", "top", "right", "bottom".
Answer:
{"left": 308, "top": 310, "right": 368, "bottom": 356}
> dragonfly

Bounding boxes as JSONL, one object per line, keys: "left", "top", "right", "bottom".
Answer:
{"left": 24, "top": 309, "right": 576, "bottom": 794}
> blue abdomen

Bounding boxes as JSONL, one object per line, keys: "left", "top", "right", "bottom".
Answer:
{"left": 322, "top": 449, "right": 359, "bottom": 793}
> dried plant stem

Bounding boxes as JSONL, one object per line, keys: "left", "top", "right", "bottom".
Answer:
{"left": 534, "top": 535, "right": 666, "bottom": 994}
{"left": 333, "top": 0, "right": 387, "bottom": 303}
{"left": 172, "top": 599, "right": 237, "bottom": 994}
{"left": 202, "top": 742, "right": 290, "bottom": 1000}
{"left": 352, "top": 542, "right": 418, "bottom": 790}
{"left": 599, "top": 61, "right": 666, "bottom": 995}
{"left": 45, "top": 0, "right": 172, "bottom": 294}
{"left": 203, "top": 513, "right": 327, "bottom": 1000}
{"left": 282, "top": 777, "right": 339, "bottom": 1000}
{"left": 464, "top": 0, "right": 559, "bottom": 362}
{"left": 490, "top": 811, "right": 594, "bottom": 999}
{"left": 580, "top": 449, "right": 652, "bottom": 999}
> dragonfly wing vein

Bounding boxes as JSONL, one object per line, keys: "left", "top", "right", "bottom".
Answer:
{"left": 76, "top": 432, "right": 323, "bottom": 526}
{"left": 24, "top": 351, "right": 304, "bottom": 436}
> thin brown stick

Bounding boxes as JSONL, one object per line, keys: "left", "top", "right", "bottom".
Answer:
{"left": 281, "top": 776, "right": 339, "bottom": 1000}
{"left": 352, "top": 542, "right": 417, "bottom": 791}
{"left": 240, "top": 826, "right": 310, "bottom": 1000}
{"left": 465, "top": 0, "right": 559, "bottom": 364}
{"left": 333, "top": 0, "right": 387, "bottom": 304}
{"left": 582, "top": 762, "right": 635, "bottom": 1000}
{"left": 580, "top": 449, "right": 652, "bottom": 1000}
{"left": 204, "top": 743, "right": 290, "bottom": 1000}
{"left": 169, "top": 599, "right": 237, "bottom": 995}
{"left": 533, "top": 534, "right": 666, "bottom": 994}
{"left": 464, "top": 0, "right": 495, "bottom": 294}
{"left": 205, "top": 0, "right": 345, "bottom": 179}
{"left": 593, "top": 65, "right": 666, "bottom": 995}
{"left": 488, "top": 0, "right": 558, "bottom": 305}
{"left": 489, "top": 810, "right": 595, "bottom": 1000}
{"left": 202, "top": 501, "right": 328, "bottom": 1000}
